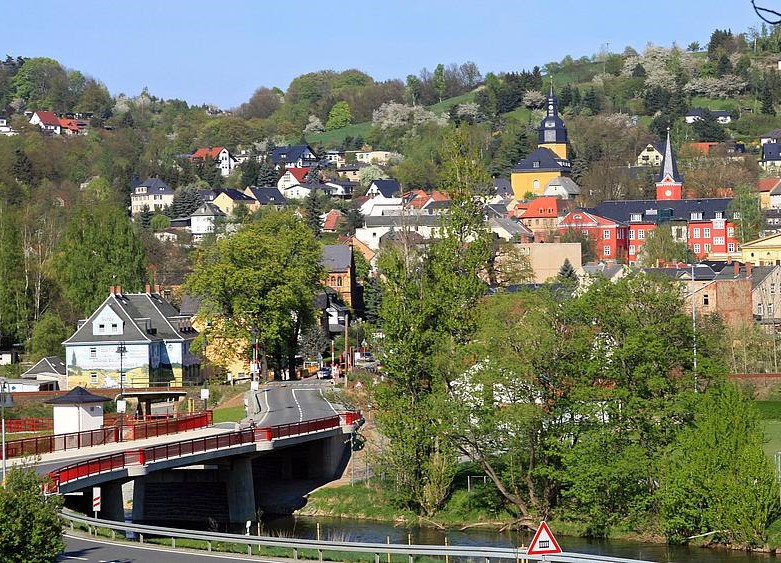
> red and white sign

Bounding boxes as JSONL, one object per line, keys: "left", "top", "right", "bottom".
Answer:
{"left": 526, "top": 521, "right": 562, "bottom": 556}
{"left": 92, "top": 487, "right": 101, "bottom": 512}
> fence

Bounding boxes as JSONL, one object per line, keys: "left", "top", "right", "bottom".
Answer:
{"left": 48, "top": 413, "right": 360, "bottom": 492}
{"left": 60, "top": 510, "right": 657, "bottom": 563}
{"left": 5, "top": 411, "right": 213, "bottom": 460}
{"left": 5, "top": 417, "right": 54, "bottom": 433}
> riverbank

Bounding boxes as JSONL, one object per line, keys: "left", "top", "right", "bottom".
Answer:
{"left": 300, "top": 480, "right": 781, "bottom": 554}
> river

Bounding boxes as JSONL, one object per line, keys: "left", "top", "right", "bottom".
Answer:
{"left": 255, "top": 515, "right": 773, "bottom": 563}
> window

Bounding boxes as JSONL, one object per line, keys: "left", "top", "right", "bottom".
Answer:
{"left": 733, "top": 212, "right": 741, "bottom": 220}
{"left": 727, "top": 227, "right": 735, "bottom": 237}
{"left": 532, "top": 161, "right": 540, "bottom": 168}
{"left": 704, "top": 244, "right": 711, "bottom": 253}
{"left": 629, "top": 245, "right": 636, "bottom": 255}
{"left": 703, "top": 228, "right": 711, "bottom": 238}
{"left": 629, "top": 230, "right": 635, "bottom": 240}
{"left": 759, "top": 303, "right": 764, "bottom": 316}
{"left": 694, "top": 244, "right": 701, "bottom": 254}
{"left": 90, "top": 347, "right": 97, "bottom": 359}
{"left": 772, "top": 283, "right": 776, "bottom": 295}
{"left": 98, "top": 323, "right": 105, "bottom": 333}
{"left": 603, "top": 229, "right": 610, "bottom": 240}
{"left": 603, "top": 245, "right": 611, "bottom": 256}
{"left": 90, "top": 373, "right": 98, "bottom": 384}
{"left": 713, "top": 236, "right": 725, "bottom": 245}
{"left": 693, "top": 228, "right": 701, "bottom": 238}
{"left": 630, "top": 213, "right": 642, "bottom": 222}
{"left": 703, "top": 294, "right": 709, "bottom": 306}
{"left": 111, "top": 323, "right": 118, "bottom": 333}
{"left": 770, "top": 303, "right": 775, "bottom": 317}
{"left": 638, "top": 230, "right": 645, "bottom": 240}
{"left": 728, "top": 243, "right": 736, "bottom": 253}
{"left": 691, "top": 212, "right": 703, "bottom": 220}
{"left": 715, "top": 211, "right": 724, "bottom": 219}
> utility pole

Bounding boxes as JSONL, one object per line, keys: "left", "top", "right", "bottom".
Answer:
{"left": 344, "top": 313, "right": 349, "bottom": 388}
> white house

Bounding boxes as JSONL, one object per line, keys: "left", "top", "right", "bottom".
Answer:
{"left": 29, "top": 110, "right": 61, "bottom": 134}
{"left": 277, "top": 168, "right": 310, "bottom": 190}
{"left": 190, "top": 202, "right": 225, "bottom": 241}
{"left": 189, "top": 147, "right": 238, "bottom": 177}
{"left": 131, "top": 177, "right": 175, "bottom": 213}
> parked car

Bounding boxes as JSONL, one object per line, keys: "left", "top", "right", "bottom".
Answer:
{"left": 317, "top": 366, "right": 332, "bottom": 379}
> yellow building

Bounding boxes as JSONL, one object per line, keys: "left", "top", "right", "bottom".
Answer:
{"left": 510, "top": 86, "right": 571, "bottom": 199}
{"left": 741, "top": 232, "right": 781, "bottom": 266}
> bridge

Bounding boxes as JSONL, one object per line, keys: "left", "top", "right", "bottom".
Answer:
{"left": 35, "top": 381, "right": 363, "bottom": 527}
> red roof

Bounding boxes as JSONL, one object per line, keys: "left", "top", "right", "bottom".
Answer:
{"left": 322, "top": 209, "right": 343, "bottom": 232}
{"left": 190, "top": 146, "right": 227, "bottom": 161}
{"left": 522, "top": 196, "right": 569, "bottom": 218}
{"left": 757, "top": 177, "right": 781, "bottom": 193}
{"left": 404, "top": 189, "right": 451, "bottom": 209}
{"left": 559, "top": 209, "right": 619, "bottom": 228}
{"left": 59, "top": 118, "right": 86, "bottom": 132}
{"left": 287, "top": 167, "right": 310, "bottom": 183}
{"left": 33, "top": 111, "right": 60, "bottom": 126}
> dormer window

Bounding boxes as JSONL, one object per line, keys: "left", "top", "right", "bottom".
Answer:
{"left": 630, "top": 213, "right": 642, "bottom": 222}
{"left": 715, "top": 211, "right": 724, "bottom": 219}
{"left": 690, "top": 212, "right": 703, "bottom": 220}
{"left": 532, "top": 161, "right": 540, "bottom": 168}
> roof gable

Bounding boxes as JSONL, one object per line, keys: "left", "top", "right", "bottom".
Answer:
{"left": 512, "top": 147, "right": 570, "bottom": 173}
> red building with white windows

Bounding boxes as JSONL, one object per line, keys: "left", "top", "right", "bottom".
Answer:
{"left": 559, "top": 131, "right": 740, "bottom": 263}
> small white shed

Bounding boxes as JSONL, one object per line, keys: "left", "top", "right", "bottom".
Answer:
{"left": 44, "top": 386, "right": 109, "bottom": 435}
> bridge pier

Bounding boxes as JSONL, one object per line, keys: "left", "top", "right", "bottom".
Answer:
{"left": 226, "top": 456, "right": 256, "bottom": 524}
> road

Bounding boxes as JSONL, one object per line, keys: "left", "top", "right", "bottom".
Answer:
{"left": 248, "top": 380, "right": 342, "bottom": 426}
{"left": 60, "top": 534, "right": 276, "bottom": 562}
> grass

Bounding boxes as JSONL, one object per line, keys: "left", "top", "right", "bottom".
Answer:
{"left": 212, "top": 405, "right": 246, "bottom": 424}
{"left": 428, "top": 91, "right": 477, "bottom": 115}
{"left": 300, "top": 480, "right": 416, "bottom": 522}
{"left": 306, "top": 122, "right": 372, "bottom": 147}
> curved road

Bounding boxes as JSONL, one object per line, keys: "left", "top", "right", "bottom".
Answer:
{"left": 248, "top": 380, "right": 342, "bottom": 426}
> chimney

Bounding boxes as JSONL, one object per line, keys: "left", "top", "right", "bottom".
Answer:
{"left": 154, "top": 284, "right": 161, "bottom": 294}
{"left": 746, "top": 262, "right": 753, "bottom": 277}
{"left": 116, "top": 285, "right": 123, "bottom": 295}
{"left": 727, "top": 256, "right": 732, "bottom": 265}
{"left": 109, "top": 285, "right": 115, "bottom": 295}
{"left": 734, "top": 261, "right": 740, "bottom": 276}
{"left": 145, "top": 284, "right": 151, "bottom": 294}
{"left": 553, "top": 235, "right": 561, "bottom": 244}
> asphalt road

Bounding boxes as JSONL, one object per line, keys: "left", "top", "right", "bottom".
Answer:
{"left": 60, "top": 534, "right": 277, "bottom": 562}
{"left": 250, "top": 380, "right": 342, "bottom": 426}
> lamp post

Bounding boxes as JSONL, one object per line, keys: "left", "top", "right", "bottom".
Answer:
{"left": 116, "top": 342, "right": 127, "bottom": 442}
{"left": 0, "top": 379, "right": 8, "bottom": 486}
{"left": 250, "top": 325, "right": 259, "bottom": 382}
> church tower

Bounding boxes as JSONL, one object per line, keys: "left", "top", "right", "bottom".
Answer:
{"left": 655, "top": 129, "right": 683, "bottom": 201}
{"left": 538, "top": 84, "right": 568, "bottom": 159}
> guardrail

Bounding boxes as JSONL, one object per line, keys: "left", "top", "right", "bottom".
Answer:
{"left": 5, "top": 417, "right": 54, "bottom": 433}
{"left": 6, "top": 412, "right": 213, "bottom": 459}
{"left": 60, "top": 510, "right": 656, "bottom": 563}
{"left": 47, "top": 412, "right": 362, "bottom": 492}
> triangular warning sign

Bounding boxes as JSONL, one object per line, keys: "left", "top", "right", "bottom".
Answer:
{"left": 526, "top": 521, "right": 562, "bottom": 555}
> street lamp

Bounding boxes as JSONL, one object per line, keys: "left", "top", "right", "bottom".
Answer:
{"left": 250, "top": 325, "right": 259, "bottom": 381}
{"left": 0, "top": 379, "right": 10, "bottom": 486}
{"left": 116, "top": 343, "right": 127, "bottom": 442}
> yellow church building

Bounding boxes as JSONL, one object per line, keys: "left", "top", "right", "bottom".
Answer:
{"left": 510, "top": 86, "right": 571, "bottom": 199}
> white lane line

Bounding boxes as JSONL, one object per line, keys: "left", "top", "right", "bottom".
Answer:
{"left": 60, "top": 558, "right": 88, "bottom": 561}
{"left": 320, "top": 389, "right": 340, "bottom": 416}
{"left": 64, "top": 533, "right": 263, "bottom": 561}
{"left": 290, "top": 389, "right": 305, "bottom": 421}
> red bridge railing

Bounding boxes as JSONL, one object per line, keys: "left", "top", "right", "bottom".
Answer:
{"left": 7, "top": 412, "right": 212, "bottom": 460}
{"left": 47, "top": 412, "right": 362, "bottom": 491}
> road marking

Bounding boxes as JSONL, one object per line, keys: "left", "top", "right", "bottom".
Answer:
{"left": 60, "top": 557, "right": 88, "bottom": 561}
{"left": 320, "top": 389, "right": 340, "bottom": 416}
{"left": 290, "top": 389, "right": 305, "bottom": 421}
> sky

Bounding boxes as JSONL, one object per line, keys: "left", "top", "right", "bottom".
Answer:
{"left": 6, "top": 1, "right": 767, "bottom": 109}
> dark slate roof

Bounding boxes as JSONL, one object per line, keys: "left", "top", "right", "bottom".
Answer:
{"left": 322, "top": 245, "right": 352, "bottom": 273}
{"left": 484, "top": 203, "right": 508, "bottom": 219}
{"left": 640, "top": 264, "right": 717, "bottom": 281}
{"left": 511, "top": 147, "right": 571, "bottom": 173}
{"left": 270, "top": 144, "right": 314, "bottom": 166}
{"left": 22, "top": 356, "right": 66, "bottom": 378}
{"left": 364, "top": 214, "right": 441, "bottom": 228}
{"left": 656, "top": 131, "right": 682, "bottom": 183}
{"left": 198, "top": 189, "right": 216, "bottom": 202}
{"left": 380, "top": 230, "right": 426, "bottom": 246}
{"left": 44, "top": 386, "right": 109, "bottom": 404}
{"left": 213, "top": 188, "right": 256, "bottom": 202}
{"left": 763, "top": 142, "right": 781, "bottom": 162}
{"left": 762, "top": 129, "right": 781, "bottom": 139}
{"left": 592, "top": 198, "right": 733, "bottom": 224}
{"left": 246, "top": 186, "right": 287, "bottom": 205}
{"left": 191, "top": 202, "right": 225, "bottom": 217}
{"left": 63, "top": 293, "right": 195, "bottom": 345}
{"left": 138, "top": 177, "right": 173, "bottom": 193}
{"left": 370, "top": 179, "right": 401, "bottom": 198}
{"left": 493, "top": 178, "right": 512, "bottom": 199}
{"left": 581, "top": 262, "right": 626, "bottom": 279}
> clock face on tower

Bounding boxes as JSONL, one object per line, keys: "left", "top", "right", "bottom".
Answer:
{"left": 664, "top": 189, "right": 672, "bottom": 197}
{"left": 546, "top": 121, "right": 554, "bottom": 128}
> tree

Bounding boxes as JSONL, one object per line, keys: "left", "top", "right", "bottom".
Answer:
{"left": 405, "top": 74, "right": 422, "bottom": 106}
{"left": 637, "top": 225, "right": 692, "bottom": 266}
{"left": 240, "top": 157, "right": 259, "bottom": 187}
{"left": 53, "top": 202, "right": 147, "bottom": 316}
{"left": 0, "top": 467, "right": 64, "bottom": 562}
{"left": 326, "top": 101, "right": 353, "bottom": 131}
{"left": 11, "top": 148, "right": 33, "bottom": 186}
{"left": 137, "top": 204, "right": 153, "bottom": 230}
{"left": 583, "top": 87, "right": 602, "bottom": 114}
{"left": 729, "top": 183, "right": 763, "bottom": 244}
{"left": 304, "top": 189, "right": 323, "bottom": 237}
{"left": 150, "top": 214, "right": 171, "bottom": 231}
{"left": 357, "top": 164, "right": 388, "bottom": 188}
{"left": 557, "top": 258, "right": 577, "bottom": 283}
{"left": 238, "top": 86, "right": 281, "bottom": 119}
{"left": 257, "top": 158, "right": 279, "bottom": 187}
{"left": 761, "top": 83, "right": 775, "bottom": 116}
{"left": 659, "top": 383, "right": 778, "bottom": 546}
{"left": 186, "top": 211, "right": 324, "bottom": 380}
{"left": 172, "top": 185, "right": 204, "bottom": 218}
{"left": 692, "top": 109, "right": 728, "bottom": 142}
{"left": 28, "top": 311, "right": 70, "bottom": 361}
{"left": 0, "top": 205, "right": 28, "bottom": 341}
{"left": 433, "top": 64, "right": 446, "bottom": 103}
{"left": 561, "top": 228, "right": 596, "bottom": 262}
{"left": 298, "top": 325, "right": 330, "bottom": 363}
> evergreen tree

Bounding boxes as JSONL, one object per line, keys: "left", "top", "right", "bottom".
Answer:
{"left": 583, "top": 87, "right": 602, "bottom": 114}
{"left": 761, "top": 83, "right": 776, "bottom": 116}
{"left": 11, "top": 148, "right": 33, "bottom": 186}
{"left": 304, "top": 189, "right": 323, "bottom": 237}
{"left": 172, "top": 186, "right": 204, "bottom": 217}
{"left": 138, "top": 204, "right": 153, "bottom": 230}
{"left": 558, "top": 84, "right": 573, "bottom": 108}
{"left": 257, "top": 158, "right": 279, "bottom": 187}
{"left": 240, "top": 157, "right": 259, "bottom": 187}
{"left": 692, "top": 109, "right": 728, "bottom": 142}
{"left": 557, "top": 258, "right": 577, "bottom": 282}
{"left": 0, "top": 205, "right": 28, "bottom": 341}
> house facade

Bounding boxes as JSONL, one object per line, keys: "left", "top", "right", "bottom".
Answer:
{"left": 636, "top": 143, "right": 663, "bottom": 167}
{"left": 62, "top": 287, "right": 201, "bottom": 389}
{"left": 189, "top": 147, "right": 238, "bottom": 177}
{"left": 322, "top": 245, "right": 356, "bottom": 306}
{"left": 270, "top": 145, "right": 318, "bottom": 169}
{"left": 131, "top": 177, "right": 175, "bottom": 213}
